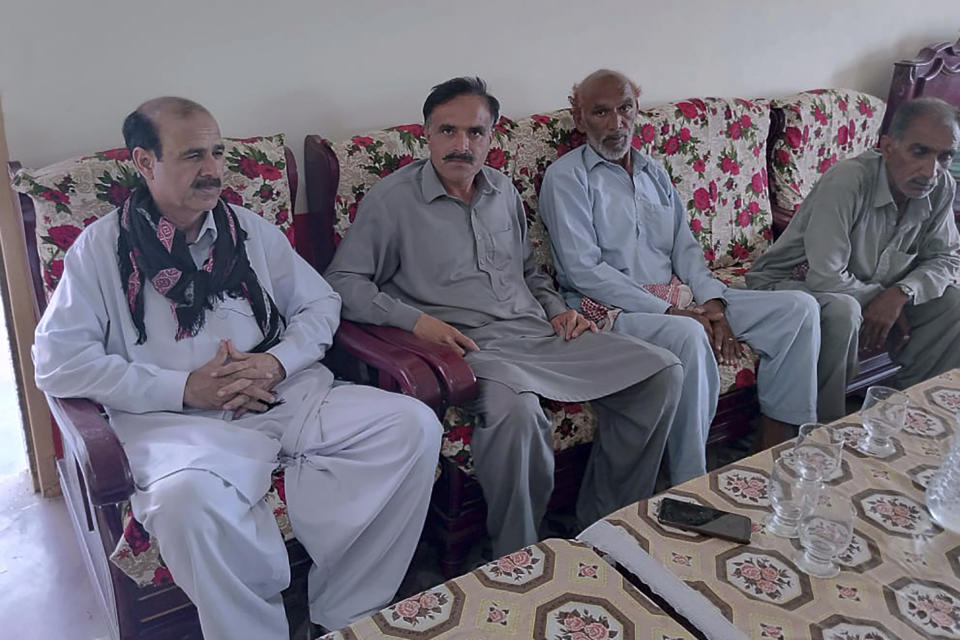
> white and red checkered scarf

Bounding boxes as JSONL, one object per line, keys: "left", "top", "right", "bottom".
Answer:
{"left": 580, "top": 276, "right": 694, "bottom": 327}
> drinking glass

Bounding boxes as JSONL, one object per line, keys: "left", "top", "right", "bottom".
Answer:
{"left": 795, "top": 492, "right": 855, "bottom": 578}
{"left": 858, "top": 386, "right": 909, "bottom": 457}
{"left": 765, "top": 455, "right": 822, "bottom": 538}
{"left": 794, "top": 423, "right": 844, "bottom": 481}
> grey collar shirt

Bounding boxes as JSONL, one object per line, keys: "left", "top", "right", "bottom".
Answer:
{"left": 747, "top": 150, "right": 959, "bottom": 306}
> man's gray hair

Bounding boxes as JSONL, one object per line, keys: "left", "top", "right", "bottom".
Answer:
{"left": 887, "top": 96, "right": 960, "bottom": 141}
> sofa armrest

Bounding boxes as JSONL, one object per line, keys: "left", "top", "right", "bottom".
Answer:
{"left": 335, "top": 321, "right": 442, "bottom": 408}
{"left": 47, "top": 396, "right": 134, "bottom": 506}
{"left": 359, "top": 325, "right": 478, "bottom": 407}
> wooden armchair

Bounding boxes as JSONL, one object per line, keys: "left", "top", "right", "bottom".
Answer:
{"left": 8, "top": 140, "right": 439, "bottom": 640}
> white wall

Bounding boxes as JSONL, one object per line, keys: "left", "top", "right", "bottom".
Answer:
{"left": 2, "top": 0, "right": 959, "bottom": 211}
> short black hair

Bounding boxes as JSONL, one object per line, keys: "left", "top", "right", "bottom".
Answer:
{"left": 423, "top": 76, "right": 500, "bottom": 127}
{"left": 123, "top": 110, "right": 162, "bottom": 158}
{"left": 122, "top": 97, "right": 210, "bottom": 160}
{"left": 887, "top": 96, "right": 960, "bottom": 141}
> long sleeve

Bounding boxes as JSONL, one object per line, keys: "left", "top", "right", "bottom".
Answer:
{"left": 324, "top": 192, "right": 423, "bottom": 331}
{"left": 517, "top": 192, "right": 568, "bottom": 319}
{"left": 664, "top": 182, "right": 726, "bottom": 305}
{"left": 540, "top": 163, "right": 673, "bottom": 314}
{"left": 33, "top": 232, "right": 190, "bottom": 413}
{"left": 897, "top": 179, "right": 960, "bottom": 305}
{"left": 801, "top": 167, "right": 886, "bottom": 304}
{"left": 257, "top": 220, "right": 342, "bottom": 377}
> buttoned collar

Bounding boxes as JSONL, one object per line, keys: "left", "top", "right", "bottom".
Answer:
{"left": 421, "top": 159, "right": 500, "bottom": 203}
{"left": 583, "top": 144, "right": 650, "bottom": 176}
{"left": 190, "top": 208, "right": 218, "bottom": 245}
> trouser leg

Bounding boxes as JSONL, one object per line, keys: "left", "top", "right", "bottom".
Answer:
{"left": 577, "top": 363, "right": 682, "bottom": 528}
{"left": 724, "top": 288, "right": 820, "bottom": 425}
{"left": 464, "top": 379, "right": 555, "bottom": 558}
{"left": 773, "top": 283, "right": 861, "bottom": 422}
{"left": 282, "top": 385, "right": 442, "bottom": 631}
{"left": 132, "top": 469, "right": 290, "bottom": 640}
{"left": 898, "top": 286, "right": 960, "bottom": 387}
{"left": 613, "top": 312, "right": 716, "bottom": 484}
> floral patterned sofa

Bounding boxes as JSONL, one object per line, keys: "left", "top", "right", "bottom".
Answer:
{"left": 9, "top": 136, "right": 439, "bottom": 640}
{"left": 767, "top": 89, "right": 886, "bottom": 235}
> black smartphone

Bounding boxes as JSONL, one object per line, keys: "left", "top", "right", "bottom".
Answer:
{"left": 657, "top": 497, "right": 752, "bottom": 544}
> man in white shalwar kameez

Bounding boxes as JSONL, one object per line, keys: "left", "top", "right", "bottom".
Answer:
{"left": 32, "top": 97, "right": 442, "bottom": 639}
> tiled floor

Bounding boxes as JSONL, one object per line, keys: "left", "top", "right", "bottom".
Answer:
{"left": 0, "top": 300, "right": 112, "bottom": 638}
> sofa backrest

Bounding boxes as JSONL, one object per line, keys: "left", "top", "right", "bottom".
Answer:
{"left": 511, "top": 98, "right": 774, "bottom": 272}
{"left": 327, "top": 118, "right": 517, "bottom": 246}
{"left": 12, "top": 135, "right": 295, "bottom": 301}
{"left": 768, "top": 89, "right": 886, "bottom": 214}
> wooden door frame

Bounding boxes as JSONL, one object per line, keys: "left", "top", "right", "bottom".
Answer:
{"left": 0, "top": 96, "right": 58, "bottom": 496}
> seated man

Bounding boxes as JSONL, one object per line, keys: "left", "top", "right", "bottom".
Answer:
{"left": 748, "top": 97, "right": 960, "bottom": 420}
{"left": 32, "top": 97, "right": 442, "bottom": 639}
{"left": 539, "top": 70, "right": 820, "bottom": 476}
{"left": 324, "top": 77, "right": 682, "bottom": 558}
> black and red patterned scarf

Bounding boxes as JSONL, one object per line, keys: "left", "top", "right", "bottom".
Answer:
{"left": 117, "top": 187, "right": 283, "bottom": 351}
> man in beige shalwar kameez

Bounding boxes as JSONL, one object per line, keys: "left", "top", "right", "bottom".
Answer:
{"left": 325, "top": 77, "right": 683, "bottom": 557}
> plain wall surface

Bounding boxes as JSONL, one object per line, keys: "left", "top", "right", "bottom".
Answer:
{"left": 2, "top": 0, "right": 959, "bottom": 210}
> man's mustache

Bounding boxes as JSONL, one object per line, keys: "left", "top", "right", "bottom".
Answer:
{"left": 443, "top": 152, "right": 476, "bottom": 163}
{"left": 193, "top": 177, "right": 222, "bottom": 189}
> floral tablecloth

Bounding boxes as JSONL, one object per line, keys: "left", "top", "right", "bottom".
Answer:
{"left": 320, "top": 538, "right": 696, "bottom": 639}
{"left": 580, "top": 370, "right": 960, "bottom": 640}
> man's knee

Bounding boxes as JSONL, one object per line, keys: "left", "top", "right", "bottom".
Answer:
{"left": 136, "top": 470, "right": 235, "bottom": 535}
{"left": 477, "top": 384, "right": 549, "bottom": 444}
{"left": 820, "top": 293, "right": 861, "bottom": 336}
{"left": 643, "top": 363, "right": 684, "bottom": 406}
{"left": 668, "top": 316, "right": 714, "bottom": 360}
{"left": 388, "top": 394, "right": 443, "bottom": 456}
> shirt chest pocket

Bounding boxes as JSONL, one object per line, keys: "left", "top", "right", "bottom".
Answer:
{"left": 637, "top": 202, "right": 676, "bottom": 255}
{"left": 478, "top": 220, "right": 516, "bottom": 270}
{"left": 878, "top": 247, "right": 918, "bottom": 285}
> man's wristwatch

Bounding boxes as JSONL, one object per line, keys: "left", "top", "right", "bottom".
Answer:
{"left": 896, "top": 283, "right": 915, "bottom": 302}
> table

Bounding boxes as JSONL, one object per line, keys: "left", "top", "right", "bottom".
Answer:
{"left": 579, "top": 370, "right": 960, "bottom": 640}
{"left": 319, "top": 537, "right": 697, "bottom": 639}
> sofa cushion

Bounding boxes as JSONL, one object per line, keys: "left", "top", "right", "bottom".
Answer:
{"left": 328, "top": 118, "right": 517, "bottom": 245}
{"left": 512, "top": 98, "right": 774, "bottom": 271}
{"left": 11, "top": 134, "right": 294, "bottom": 299}
{"left": 769, "top": 90, "right": 886, "bottom": 212}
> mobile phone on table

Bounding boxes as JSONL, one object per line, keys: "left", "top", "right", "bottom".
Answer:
{"left": 657, "top": 497, "right": 752, "bottom": 544}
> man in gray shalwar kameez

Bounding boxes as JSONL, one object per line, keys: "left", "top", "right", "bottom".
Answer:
{"left": 748, "top": 97, "right": 960, "bottom": 420}
{"left": 325, "top": 77, "right": 683, "bottom": 557}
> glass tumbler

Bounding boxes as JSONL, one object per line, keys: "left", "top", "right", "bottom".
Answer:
{"left": 795, "top": 422, "right": 844, "bottom": 481}
{"left": 765, "top": 455, "right": 822, "bottom": 538}
{"left": 795, "top": 491, "right": 855, "bottom": 578}
{"left": 858, "top": 386, "right": 909, "bottom": 457}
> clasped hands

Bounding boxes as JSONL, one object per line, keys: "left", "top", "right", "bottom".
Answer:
{"left": 183, "top": 339, "right": 286, "bottom": 418}
{"left": 412, "top": 309, "right": 596, "bottom": 356}
{"left": 668, "top": 298, "right": 740, "bottom": 365}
